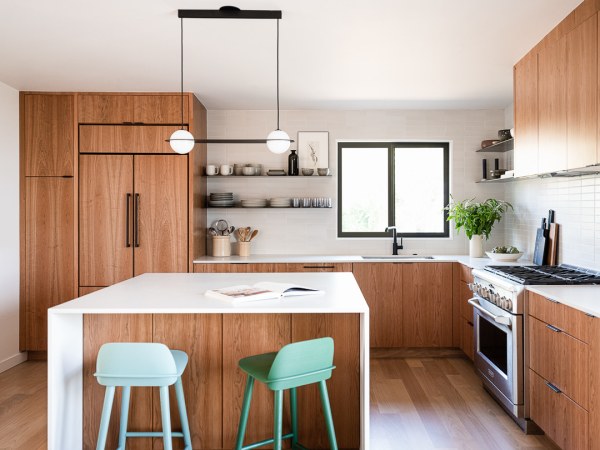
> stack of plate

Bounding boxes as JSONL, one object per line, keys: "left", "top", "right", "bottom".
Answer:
{"left": 269, "top": 198, "right": 291, "bottom": 208}
{"left": 240, "top": 198, "right": 267, "bottom": 208}
{"left": 209, "top": 192, "right": 235, "bottom": 207}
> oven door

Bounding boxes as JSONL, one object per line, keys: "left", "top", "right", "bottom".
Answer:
{"left": 469, "top": 296, "right": 523, "bottom": 407}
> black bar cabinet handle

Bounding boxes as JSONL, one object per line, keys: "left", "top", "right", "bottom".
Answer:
{"left": 546, "top": 382, "right": 562, "bottom": 394}
{"left": 303, "top": 265, "right": 335, "bottom": 270}
{"left": 546, "top": 324, "right": 562, "bottom": 333}
{"left": 126, "top": 193, "right": 132, "bottom": 247}
{"left": 134, "top": 193, "right": 140, "bottom": 247}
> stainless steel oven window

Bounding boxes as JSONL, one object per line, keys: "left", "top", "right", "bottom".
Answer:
{"left": 479, "top": 315, "right": 509, "bottom": 375}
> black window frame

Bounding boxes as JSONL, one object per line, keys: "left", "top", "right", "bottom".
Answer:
{"left": 337, "top": 141, "right": 450, "bottom": 238}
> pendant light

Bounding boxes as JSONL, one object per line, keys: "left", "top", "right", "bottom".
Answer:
{"left": 168, "top": 18, "right": 195, "bottom": 154}
{"left": 265, "top": 19, "right": 292, "bottom": 154}
{"left": 169, "top": 8, "right": 295, "bottom": 151}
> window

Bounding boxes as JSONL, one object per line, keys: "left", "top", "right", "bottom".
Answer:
{"left": 338, "top": 141, "right": 450, "bottom": 238}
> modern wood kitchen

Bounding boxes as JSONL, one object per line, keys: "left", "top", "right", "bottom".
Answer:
{"left": 2, "top": 1, "right": 600, "bottom": 450}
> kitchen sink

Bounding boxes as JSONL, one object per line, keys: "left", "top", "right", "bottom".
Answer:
{"left": 361, "top": 255, "right": 435, "bottom": 260}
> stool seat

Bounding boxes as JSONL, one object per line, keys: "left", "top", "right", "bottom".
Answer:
{"left": 94, "top": 343, "right": 192, "bottom": 450}
{"left": 235, "top": 337, "right": 338, "bottom": 450}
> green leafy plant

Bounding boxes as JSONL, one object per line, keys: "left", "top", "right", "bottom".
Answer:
{"left": 445, "top": 197, "right": 512, "bottom": 240}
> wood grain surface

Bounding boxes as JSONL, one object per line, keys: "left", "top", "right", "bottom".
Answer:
{"left": 79, "top": 286, "right": 105, "bottom": 296}
{"left": 79, "top": 125, "right": 184, "bottom": 154}
{"left": 23, "top": 93, "right": 74, "bottom": 176}
{"left": 514, "top": 51, "right": 539, "bottom": 177}
{"left": 528, "top": 292, "right": 592, "bottom": 343}
{"left": 25, "top": 177, "right": 75, "bottom": 350}
{"left": 79, "top": 154, "right": 134, "bottom": 286}
{"left": 133, "top": 95, "right": 189, "bottom": 124}
{"left": 78, "top": 94, "right": 135, "bottom": 123}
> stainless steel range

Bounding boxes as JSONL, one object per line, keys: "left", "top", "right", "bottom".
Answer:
{"left": 469, "top": 264, "right": 600, "bottom": 433}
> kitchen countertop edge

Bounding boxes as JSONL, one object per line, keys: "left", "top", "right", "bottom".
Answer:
{"left": 526, "top": 285, "right": 600, "bottom": 318}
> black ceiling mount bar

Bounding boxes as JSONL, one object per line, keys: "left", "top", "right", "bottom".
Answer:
{"left": 178, "top": 9, "right": 282, "bottom": 20}
{"left": 166, "top": 139, "right": 295, "bottom": 144}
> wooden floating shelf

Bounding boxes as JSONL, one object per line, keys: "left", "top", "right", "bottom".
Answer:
{"left": 205, "top": 175, "right": 332, "bottom": 178}
{"left": 476, "top": 138, "right": 514, "bottom": 153}
{"left": 206, "top": 206, "right": 333, "bottom": 209}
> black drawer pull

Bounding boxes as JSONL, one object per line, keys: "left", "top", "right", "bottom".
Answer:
{"left": 303, "top": 265, "right": 335, "bottom": 269}
{"left": 545, "top": 382, "right": 562, "bottom": 394}
{"left": 546, "top": 324, "right": 562, "bottom": 333}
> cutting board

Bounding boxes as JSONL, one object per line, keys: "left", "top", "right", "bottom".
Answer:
{"left": 533, "top": 219, "right": 547, "bottom": 265}
{"left": 547, "top": 223, "right": 559, "bottom": 265}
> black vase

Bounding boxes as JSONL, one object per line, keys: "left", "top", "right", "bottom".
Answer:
{"left": 288, "top": 149, "right": 299, "bottom": 176}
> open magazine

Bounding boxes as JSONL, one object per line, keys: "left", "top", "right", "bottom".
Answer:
{"left": 205, "top": 281, "right": 323, "bottom": 303}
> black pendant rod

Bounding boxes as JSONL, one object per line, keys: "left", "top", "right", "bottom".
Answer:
{"left": 180, "top": 18, "right": 184, "bottom": 129}
{"left": 276, "top": 18, "right": 280, "bottom": 130}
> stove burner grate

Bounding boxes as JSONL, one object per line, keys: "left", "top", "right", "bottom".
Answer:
{"left": 484, "top": 264, "right": 600, "bottom": 285}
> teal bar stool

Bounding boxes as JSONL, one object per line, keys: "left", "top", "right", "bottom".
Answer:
{"left": 235, "top": 337, "right": 338, "bottom": 450}
{"left": 94, "top": 342, "right": 192, "bottom": 450}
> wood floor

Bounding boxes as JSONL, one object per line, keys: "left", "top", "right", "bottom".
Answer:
{"left": 0, "top": 354, "right": 559, "bottom": 449}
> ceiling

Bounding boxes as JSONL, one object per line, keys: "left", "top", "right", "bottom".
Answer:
{"left": 0, "top": 0, "right": 582, "bottom": 110}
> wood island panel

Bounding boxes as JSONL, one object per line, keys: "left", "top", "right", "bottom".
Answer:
{"left": 153, "top": 314, "right": 222, "bottom": 450}
{"left": 193, "top": 263, "right": 282, "bottom": 273}
{"left": 292, "top": 314, "right": 360, "bottom": 450}
{"left": 222, "top": 314, "right": 292, "bottom": 449}
{"left": 402, "top": 263, "right": 453, "bottom": 347}
{"left": 83, "top": 314, "right": 153, "bottom": 450}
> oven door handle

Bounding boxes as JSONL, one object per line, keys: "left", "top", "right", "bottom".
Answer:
{"left": 468, "top": 298, "right": 512, "bottom": 328}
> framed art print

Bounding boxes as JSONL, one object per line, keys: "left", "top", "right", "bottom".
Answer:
{"left": 297, "top": 131, "right": 329, "bottom": 170}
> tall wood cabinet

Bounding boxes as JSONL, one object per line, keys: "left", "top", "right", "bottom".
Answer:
{"left": 21, "top": 92, "right": 207, "bottom": 352}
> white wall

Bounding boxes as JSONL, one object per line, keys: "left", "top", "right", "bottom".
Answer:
{"left": 206, "top": 109, "right": 508, "bottom": 255}
{"left": 0, "top": 81, "right": 25, "bottom": 372}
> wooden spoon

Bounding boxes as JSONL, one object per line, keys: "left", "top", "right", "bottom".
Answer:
{"left": 249, "top": 229, "right": 259, "bottom": 241}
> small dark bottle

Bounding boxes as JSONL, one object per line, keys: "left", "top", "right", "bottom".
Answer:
{"left": 288, "top": 149, "right": 299, "bottom": 176}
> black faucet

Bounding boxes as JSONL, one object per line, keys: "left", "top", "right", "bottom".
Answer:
{"left": 385, "top": 226, "right": 403, "bottom": 255}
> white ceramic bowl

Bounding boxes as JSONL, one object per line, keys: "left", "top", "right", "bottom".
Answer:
{"left": 486, "top": 251, "right": 523, "bottom": 262}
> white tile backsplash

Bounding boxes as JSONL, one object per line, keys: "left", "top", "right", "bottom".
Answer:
{"left": 206, "top": 109, "right": 508, "bottom": 255}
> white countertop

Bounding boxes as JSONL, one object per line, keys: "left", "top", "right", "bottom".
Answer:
{"left": 527, "top": 285, "right": 600, "bottom": 317}
{"left": 193, "top": 254, "right": 530, "bottom": 269}
{"left": 49, "top": 272, "right": 369, "bottom": 315}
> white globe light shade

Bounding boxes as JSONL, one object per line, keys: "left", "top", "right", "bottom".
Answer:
{"left": 169, "top": 129, "right": 195, "bottom": 154}
{"left": 266, "top": 129, "right": 291, "bottom": 154}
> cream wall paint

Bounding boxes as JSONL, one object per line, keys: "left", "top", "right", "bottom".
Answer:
{"left": 0, "top": 81, "right": 25, "bottom": 372}
{"left": 206, "top": 109, "right": 508, "bottom": 255}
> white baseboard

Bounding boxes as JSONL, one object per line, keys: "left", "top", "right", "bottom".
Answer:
{"left": 0, "top": 352, "right": 28, "bottom": 373}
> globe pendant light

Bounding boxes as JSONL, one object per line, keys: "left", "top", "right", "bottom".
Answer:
{"left": 169, "top": 18, "right": 195, "bottom": 154}
{"left": 266, "top": 19, "right": 291, "bottom": 154}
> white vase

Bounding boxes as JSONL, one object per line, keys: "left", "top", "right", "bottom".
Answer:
{"left": 469, "top": 235, "right": 484, "bottom": 258}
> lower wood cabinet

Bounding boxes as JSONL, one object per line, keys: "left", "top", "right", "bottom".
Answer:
{"left": 24, "top": 177, "right": 75, "bottom": 351}
{"left": 193, "top": 262, "right": 352, "bottom": 273}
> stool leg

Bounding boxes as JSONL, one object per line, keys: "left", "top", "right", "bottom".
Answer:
{"left": 117, "top": 386, "right": 131, "bottom": 450}
{"left": 174, "top": 376, "right": 192, "bottom": 450}
{"left": 318, "top": 381, "right": 338, "bottom": 450}
{"left": 290, "top": 387, "right": 298, "bottom": 447}
{"left": 273, "top": 389, "right": 284, "bottom": 450}
{"left": 96, "top": 386, "right": 115, "bottom": 450}
{"left": 235, "top": 376, "right": 255, "bottom": 450}
{"left": 159, "top": 386, "right": 173, "bottom": 450}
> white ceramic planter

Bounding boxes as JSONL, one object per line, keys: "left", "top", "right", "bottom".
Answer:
{"left": 469, "top": 234, "right": 484, "bottom": 258}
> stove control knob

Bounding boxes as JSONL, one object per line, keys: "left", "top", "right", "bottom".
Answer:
{"left": 504, "top": 298, "right": 513, "bottom": 310}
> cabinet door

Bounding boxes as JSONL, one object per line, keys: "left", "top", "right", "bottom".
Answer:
{"left": 403, "top": 263, "right": 453, "bottom": 347}
{"left": 285, "top": 263, "right": 353, "bottom": 272}
{"left": 459, "top": 280, "right": 474, "bottom": 360}
{"left": 79, "top": 155, "right": 134, "bottom": 286}
{"left": 352, "top": 263, "right": 403, "bottom": 347}
{"left": 538, "top": 36, "right": 567, "bottom": 174}
{"left": 133, "top": 95, "right": 189, "bottom": 124}
{"left": 567, "top": 14, "right": 598, "bottom": 169}
{"left": 23, "top": 93, "right": 74, "bottom": 176}
{"left": 514, "top": 51, "right": 539, "bottom": 177}
{"left": 25, "top": 178, "right": 75, "bottom": 350}
{"left": 79, "top": 125, "right": 183, "bottom": 154}
{"left": 134, "top": 155, "right": 188, "bottom": 275}
{"left": 78, "top": 94, "right": 134, "bottom": 124}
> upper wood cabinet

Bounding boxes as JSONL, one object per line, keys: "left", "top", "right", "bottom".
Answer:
{"left": 78, "top": 94, "right": 189, "bottom": 124}
{"left": 23, "top": 93, "right": 74, "bottom": 176}
{"left": 514, "top": 51, "right": 539, "bottom": 177}
{"left": 79, "top": 125, "right": 183, "bottom": 154}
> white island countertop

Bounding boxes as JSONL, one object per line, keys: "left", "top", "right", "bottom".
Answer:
{"left": 50, "top": 272, "right": 369, "bottom": 314}
{"left": 527, "top": 285, "right": 600, "bottom": 317}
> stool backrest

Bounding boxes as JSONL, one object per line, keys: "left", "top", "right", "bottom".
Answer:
{"left": 267, "top": 337, "right": 335, "bottom": 390}
{"left": 95, "top": 343, "right": 177, "bottom": 387}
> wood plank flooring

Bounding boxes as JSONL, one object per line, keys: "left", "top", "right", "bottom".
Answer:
{"left": 1, "top": 354, "right": 559, "bottom": 449}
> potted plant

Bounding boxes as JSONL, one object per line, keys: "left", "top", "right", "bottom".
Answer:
{"left": 445, "top": 197, "right": 512, "bottom": 257}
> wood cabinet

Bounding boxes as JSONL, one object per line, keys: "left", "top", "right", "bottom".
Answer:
{"left": 284, "top": 263, "right": 352, "bottom": 272}
{"left": 514, "top": 51, "right": 539, "bottom": 177}
{"left": 25, "top": 178, "right": 75, "bottom": 351}
{"left": 22, "top": 93, "right": 74, "bottom": 176}
{"left": 79, "top": 124, "right": 184, "bottom": 154}
{"left": 78, "top": 94, "right": 189, "bottom": 124}
{"left": 79, "top": 154, "right": 188, "bottom": 288}
{"left": 352, "top": 263, "right": 403, "bottom": 347}
{"left": 193, "top": 262, "right": 352, "bottom": 274}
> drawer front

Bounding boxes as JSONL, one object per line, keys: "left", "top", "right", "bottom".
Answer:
{"left": 530, "top": 369, "right": 588, "bottom": 450}
{"left": 79, "top": 125, "right": 184, "bottom": 154}
{"left": 286, "top": 263, "right": 353, "bottom": 272}
{"left": 529, "top": 316, "right": 589, "bottom": 409}
{"left": 459, "top": 263, "right": 473, "bottom": 283}
{"left": 528, "top": 291, "right": 592, "bottom": 342}
{"left": 460, "top": 317, "right": 474, "bottom": 361}
{"left": 459, "top": 280, "right": 473, "bottom": 321}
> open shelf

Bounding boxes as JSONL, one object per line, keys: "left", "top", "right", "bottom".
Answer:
{"left": 205, "top": 175, "right": 332, "bottom": 178}
{"left": 207, "top": 206, "right": 333, "bottom": 209}
{"left": 476, "top": 177, "right": 515, "bottom": 183}
{"left": 476, "top": 138, "right": 514, "bottom": 153}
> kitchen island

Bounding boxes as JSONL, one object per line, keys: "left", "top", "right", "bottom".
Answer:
{"left": 48, "top": 272, "right": 369, "bottom": 450}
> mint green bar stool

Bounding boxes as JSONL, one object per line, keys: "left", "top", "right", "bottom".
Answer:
{"left": 234, "top": 337, "right": 338, "bottom": 450}
{"left": 94, "top": 342, "right": 192, "bottom": 450}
